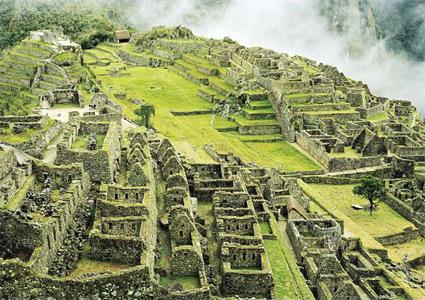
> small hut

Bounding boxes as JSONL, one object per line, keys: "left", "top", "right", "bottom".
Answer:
{"left": 113, "top": 30, "right": 131, "bottom": 43}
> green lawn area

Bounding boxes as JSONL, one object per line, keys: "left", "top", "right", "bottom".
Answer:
{"left": 160, "top": 275, "right": 200, "bottom": 290}
{"left": 386, "top": 237, "right": 425, "bottom": 263}
{"left": 67, "top": 243, "right": 130, "bottom": 278}
{"left": 300, "top": 182, "right": 415, "bottom": 240}
{"left": 368, "top": 111, "right": 389, "bottom": 122}
{"left": 259, "top": 222, "right": 272, "bottom": 235}
{"left": 72, "top": 134, "right": 105, "bottom": 150}
{"left": 90, "top": 64, "right": 321, "bottom": 171}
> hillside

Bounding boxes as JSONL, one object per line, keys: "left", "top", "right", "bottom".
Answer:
{"left": 1, "top": 26, "right": 425, "bottom": 300}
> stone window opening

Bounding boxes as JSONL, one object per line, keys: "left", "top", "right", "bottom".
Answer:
{"left": 236, "top": 224, "right": 240, "bottom": 230}
{"left": 47, "top": 235, "right": 51, "bottom": 249}
{"left": 135, "top": 193, "right": 139, "bottom": 200}
{"left": 179, "top": 230, "right": 183, "bottom": 238}
{"left": 251, "top": 253, "right": 256, "bottom": 260}
{"left": 109, "top": 223, "right": 113, "bottom": 230}
{"left": 53, "top": 229, "right": 57, "bottom": 241}
{"left": 125, "top": 193, "right": 129, "bottom": 200}
{"left": 68, "top": 175, "right": 73, "bottom": 182}
{"left": 233, "top": 254, "right": 237, "bottom": 261}
{"left": 242, "top": 253, "right": 247, "bottom": 260}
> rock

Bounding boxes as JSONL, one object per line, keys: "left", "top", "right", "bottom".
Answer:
{"left": 352, "top": 204, "right": 363, "bottom": 210}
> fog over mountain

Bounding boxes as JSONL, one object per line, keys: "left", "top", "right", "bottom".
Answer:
{"left": 127, "top": 0, "right": 425, "bottom": 114}
{"left": 2, "top": 0, "right": 423, "bottom": 112}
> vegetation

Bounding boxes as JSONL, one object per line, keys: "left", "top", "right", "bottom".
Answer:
{"left": 353, "top": 176, "right": 386, "bottom": 215}
{"left": 0, "top": 0, "right": 129, "bottom": 51}
{"left": 300, "top": 182, "right": 414, "bottom": 243}
{"left": 91, "top": 63, "right": 321, "bottom": 171}
{"left": 135, "top": 103, "right": 155, "bottom": 128}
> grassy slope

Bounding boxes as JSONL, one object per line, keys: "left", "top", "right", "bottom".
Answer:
{"left": 300, "top": 182, "right": 415, "bottom": 248}
{"left": 91, "top": 63, "right": 321, "bottom": 171}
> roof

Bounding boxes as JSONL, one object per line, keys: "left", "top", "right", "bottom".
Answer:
{"left": 287, "top": 197, "right": 308, "bottom": 220}
{"left": 114, "top": 30, "right": 131, "bottom": 40}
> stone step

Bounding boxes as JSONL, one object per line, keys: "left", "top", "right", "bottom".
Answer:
{"left": 209, "top": 77, "right": 234, "bottom": 96}
{"left": 302, "top": 110, "right": 361, "bottom": 121}
{"left": 8, "top": 51, "right": 38, "bottom": 65}
{"left": 0, "top": 82, "right": 22, "bottom": 93}
{"left": 248, "top": 100, "right": 272, "bottom": 110}
{"left": 41, "top": 73, "right": 68, "bottom": 86}
{"left": 175, "top": 59, "right": 194, "bottom": 71}
{"left": 242, "top": 108, "right": 276, "bottom": 120}
{"left": 234, "top": 116, "right": 281, "bottom": 135}
{"left": 198, "top": 86, "right": 226, "bottom": 103}
{"left": 14, "top": 45, "right": 51, "bottom": 59}
{"left": 0, "top": 74, "right": 32, "bottom": 88}
{"left": 31, "top": 87, "right": 49, "bottom": 96}
{"left": 0, "top": 59, "right": 38, "bottom": 77}
{"left": 38, "top": 80, "right": 57, "bottom": 91}
{"left": 291, "top": 102, "right": 352, "bottom": 112}
{"left": 21, "top": 40, "right": 55, "bottom": 53}
{"left": 241, "top": 90, "right": 268, "bottom": 101}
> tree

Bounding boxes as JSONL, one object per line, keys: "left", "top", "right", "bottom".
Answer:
{"left": 353, "top": 176, "right": 386, "bottom": 215}
{"left": 135, "top": 103, "right": 155, "bottom": 128}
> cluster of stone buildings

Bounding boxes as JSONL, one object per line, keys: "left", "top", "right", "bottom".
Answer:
{"left": 2, "top": 27, "right": 425, "bottom": 299}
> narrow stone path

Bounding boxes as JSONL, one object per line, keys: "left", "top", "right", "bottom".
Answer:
{"left": 42, "top": 129, "right": 65, "bottom": 164}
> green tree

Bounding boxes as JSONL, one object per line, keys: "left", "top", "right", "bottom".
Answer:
{"left": 135, "top": 103, "right": 155, "bottom": 128}
{"left": 353, "top": 176, "right": 386, "bottom": 215}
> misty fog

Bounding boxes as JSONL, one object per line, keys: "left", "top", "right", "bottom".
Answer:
{"left": 128, "top": 0, "right": 425, "bottom": 114}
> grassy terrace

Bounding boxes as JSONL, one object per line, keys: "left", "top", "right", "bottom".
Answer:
{"left": 90, "top": 63, "right": 321, "bottom": 171}
{"left": 0, "top": 119, "right": 55, "bottom": 144}
{"left": 300, "top": 182, "right": 415, "bottom": 250}
{"left": 160, "top": 275, "right": 200, "bottom": 290}
{"left": 302, "top": 109, "right": 358, "bottom": 116}
{"left": 67, "top": 243, "right": 130, "bottom": 278}
{"left": 233, "top": 115, "right": 279, "bottom": 126}
{"left": 368, "top": 111, "right": 390, "bottom": 122}
{"left": 71, "top": 134, "right": 106, "bottom": 150}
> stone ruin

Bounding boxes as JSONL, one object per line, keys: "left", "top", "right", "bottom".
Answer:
{"left": 2, "top": 26, "right": 425, "bottom": 299}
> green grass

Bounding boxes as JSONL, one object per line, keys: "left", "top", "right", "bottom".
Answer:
{"left": 368, "top": 111, "right": 389, "bottom": 122}
{"left": 0, "top": 119, "right": 55, "bottom": 144}
{"left": 264, "top": 215, "right": 314, "bottom": 299}
{"left": 286, "top": 92, "right": 328, "bottom": 99}
{"left": 89, "top": 64, "right": 320, "bottom": 171}
{"left": 386, "top": 237, "right": 425, "bottom": 263}
{"left": 302, "top": 109, "right": 358, "bottom": 116}
{"left": 300, "top": 182, "right": 415, "bottom": 239}
{"left": 67, "top": 243, "right": 130, "bottom": 278}
{"left": 242, "top": 141, "right": 321, "bottom": 171}
{"left": 234, "top": 115, "right": 279, "bottom": 126}
{"left": 72, "top": 134, "right": 106, "bottom": 150}
{"left": 3, "top": 176, "right": 35, "bottom": 210}
{"left": 259, "top": 222, "right": 272, "bottom": 235}
{"left": 160, "top": 275, "right": 200, "bottom": 290}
